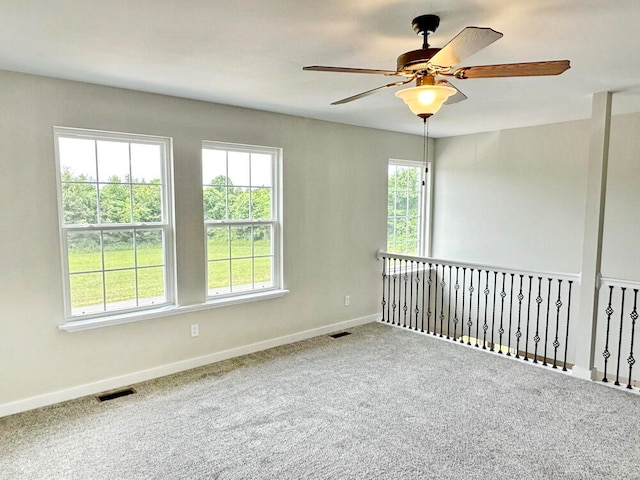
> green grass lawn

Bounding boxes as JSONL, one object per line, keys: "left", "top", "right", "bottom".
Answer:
{"left": 69, "top": 241, "right": 272, "bottom": 309}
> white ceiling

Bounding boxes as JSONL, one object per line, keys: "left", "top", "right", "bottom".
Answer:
{"left": 1, "top": 0, "right": 639, "bottom": 137}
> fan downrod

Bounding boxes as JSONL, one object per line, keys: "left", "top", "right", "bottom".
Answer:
{"left": 412, "top": 14, "right": 440, "bottom": 48}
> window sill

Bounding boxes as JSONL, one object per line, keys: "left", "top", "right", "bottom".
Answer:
{"left": 58, "top": 289, "right": 290, "bottom": 332}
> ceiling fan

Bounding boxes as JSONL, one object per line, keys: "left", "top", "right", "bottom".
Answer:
{"left": 303, "top": 14, "right": 570, "bottom": 118}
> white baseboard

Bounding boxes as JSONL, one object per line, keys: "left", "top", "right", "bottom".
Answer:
{"left": 571, "top": 365, "right": 597, "bottom": 381}
{"left": 1, "top": 314, "right": 378, "bottom": 418}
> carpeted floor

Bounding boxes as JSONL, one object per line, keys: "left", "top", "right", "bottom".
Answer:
{"left": 1, "top": 322, "right": 639, "bottom": 480}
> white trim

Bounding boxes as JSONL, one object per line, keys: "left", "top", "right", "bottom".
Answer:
{"left": 58, "top": 289, "right": 290, "bottom": 332}
{"left": 53, "top": 126, "right": 176, "bottom": 321}
{"left": 377, "top": 250, "right": 580, "bottom": 282}
{"left": 379, "top": 319, "right": 575, "bottom": 377}
{"left": 201, "top": 140, "right": 282, "bottom": 154}
{"left": 572, "top": 365, "right": 598, "bottom": 381}
{"left": 201, "top": 141, "right": 283, "bottom": 298}
{"left": 2, "top": 313, "right": 378, "bottom": 417}
{"left": 387, "top": 158, "right": 431, "bottom": 256}
{"left": 600, "top": 276, "right": 640, "bottom": 289}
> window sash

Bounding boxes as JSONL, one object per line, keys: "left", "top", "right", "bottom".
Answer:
{"left": 387, "top": 159, "right": 429, "bottom": 256}
{"left": 205, "top": 222, "right": 276, "bottom": 296}
{"left": 202, "top": 141, "right": 277, "bottom": 220}
{"left": 202, "top": 141, "right": 281, "bottom": 299}
{"left": 55, "top": 127, "right": 175, "bottom": 320}
{"left": 63, "top": 225, "right": 171, "bottom": 317}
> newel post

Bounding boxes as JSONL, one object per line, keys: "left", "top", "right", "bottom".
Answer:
{"left": 573, "top": 91, "right": 612, "bottom": 380}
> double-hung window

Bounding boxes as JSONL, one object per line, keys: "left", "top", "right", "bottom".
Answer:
{"left": 202, "top": 142, "right": 281, "bottom": 298}
{"left": 54, "top": 128, "right": 174, "bottom": 319}
{"left": 387, "top": 159, "right": 429, "bottom": 255}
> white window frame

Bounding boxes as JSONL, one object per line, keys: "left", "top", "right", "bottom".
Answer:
{"left": 54, "top": 127, "right": 175, "bottom": 322}
{"left": 387, "top": 158, "right": 432, "bottom": 257}
{"left": 202, "top": 141, "right": 283, "bottom": 300}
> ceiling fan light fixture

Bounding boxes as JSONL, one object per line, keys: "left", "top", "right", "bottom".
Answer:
{"left": 304, "top": 14, "right": 569, "bottom": 111}
{"left": 395, "top": 84, "right": 457, "bottom": 118}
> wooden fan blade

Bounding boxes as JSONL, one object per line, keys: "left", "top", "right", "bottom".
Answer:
{"left": 453, "top": 60, "right": 571, "bottom": 79}
{"left": 430, "top": 27, "right": 503, "bottom": 68}
{"left": 331, "top": 77, "right": 415, "bottom": 105}
{"left": 303, "top": 66, "right": 401, "bottom": 76}
{"left": 437, "top": 80, "right": 468, "bottom": 105}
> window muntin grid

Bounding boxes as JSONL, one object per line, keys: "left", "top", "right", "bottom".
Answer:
{"left": 202, "top": 142, "right": 280, "bottom": 298}
{"left": 55, "top": 128, "right": 174, "bottom": 318}
{"left": 387, "top": 161, "right": 425, "bottom": 255}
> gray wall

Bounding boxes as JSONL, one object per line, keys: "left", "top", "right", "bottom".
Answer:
{"left": 601, "top": 112, "right": 640, "bottom": 280}
{"left": 432, "top": 121, "right": 590, "bottom": 274}
{"left": 0, "top": 70, "right": 423, "bottom": 407}
{"left": 432, "top": 111, "right": 640, "bottom": 280}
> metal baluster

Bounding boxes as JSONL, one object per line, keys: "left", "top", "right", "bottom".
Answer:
{"left": 446, "top": 265, "right": 452, "bottom": 339}
{"left": 453, "top": 267, "right": 460, "bottom": 341}
{"left": 552, "top": 280, "right": 563, "bottom": 369}
{"left": 409, "top": 260, "right": 414, "bottom": 329}
{"left": 421, "top": 261, "right": 426, "bottom": 333}
{"left": 387, "top": 258, "right": 392, "bottom": 324}
{"left": 562, "top": 281, "right": 573, "bottom": 372}
{"left": 543, "top": 278, "right": 552, "bottom": 366}
{"left": 433, "top": 263, "right": 442, "bottom": 335}
{"left": 398, "top": 259, "right": 403, "bottom": 326}
{"left": 439, "top": 264, "right": 446, "bottom": 338}
{"left": 400, "top": 259, "right": 405, "bottom": 327}
{"left": 533, "top": 277, "right": 543, "bottom": 363}
{"left": 507, "top": 274, "right": 514, "bottom": 356}
{"left": 467, "top": 269, "right": 474, "bottom": 345}
{"left": 482, "top": 271, "right": 489, "bottom": 349}
{"left": 602, "top": 285, "right": 614, "bottom": 382}
{"left": 381, "top": 257, "right": 387, "bottom": 322}
{"left": 460, "top": 268, "right": 467, "bottom": 343}
{"left": 498, "top": 273, "right": 506, "bottom": 353}
{"left": 427, "top": 263, "right": 433, "bottom": 334}
{"left": 515, "top": 275, "right": 524, "bottom": 359}
{"left": 382, "top": 258, "right": 391, "bottom": 323}
{"left": 627, "top": 289, "right": 638, "bottom": 390}
{"left": 413, "top": 262, "right": 420, "bottom": 331}
{"left": 397, "top": 259, "right": 402, "bottom": 326}
{"left": 490, "top": 271, "right": 497, "bottom": 352}
{"left": 391, "top": 258, "right": 397, "bottom": 326}
{"left": 524, "top": 276, "right": 533, "bottom": 361}
{"left": 403, "top": 261, "right": 409, "bottom": 327}
{"left": 615, "top": 288, "right": 627, "bottom": 386}
{"left": 475, "top": 269, "right": 481, "bottom": 347}
{"left": 398, "top": 259, "right": 403, "bottom": 327}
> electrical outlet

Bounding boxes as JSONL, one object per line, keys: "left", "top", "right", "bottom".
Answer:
{"left": 345, "top": 295, "right": 351, "bottom": 306}
{"left": 190, "top": 324, "right": 199, "bottom": 337}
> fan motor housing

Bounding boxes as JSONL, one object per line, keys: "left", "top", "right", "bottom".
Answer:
{"left": 397, "top": 48, "right": 441, "bottom": 72}
{"left": 412, "top": 15, "right": 440, "bottom": 36}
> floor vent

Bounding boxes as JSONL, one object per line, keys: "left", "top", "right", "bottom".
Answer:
{"left": 97, "top": 388, "right": 136, "bottom": 402}
{"left": 329, "top": 331, "right": 351, "bottom": 339}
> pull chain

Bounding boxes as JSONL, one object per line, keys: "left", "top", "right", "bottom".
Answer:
{"left": 422, "top": 117, "right": 429, "bottom": 186}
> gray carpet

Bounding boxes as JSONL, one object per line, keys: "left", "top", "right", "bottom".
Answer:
{"left": 1, "top": 322, "right": 639, "bottom": 480}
